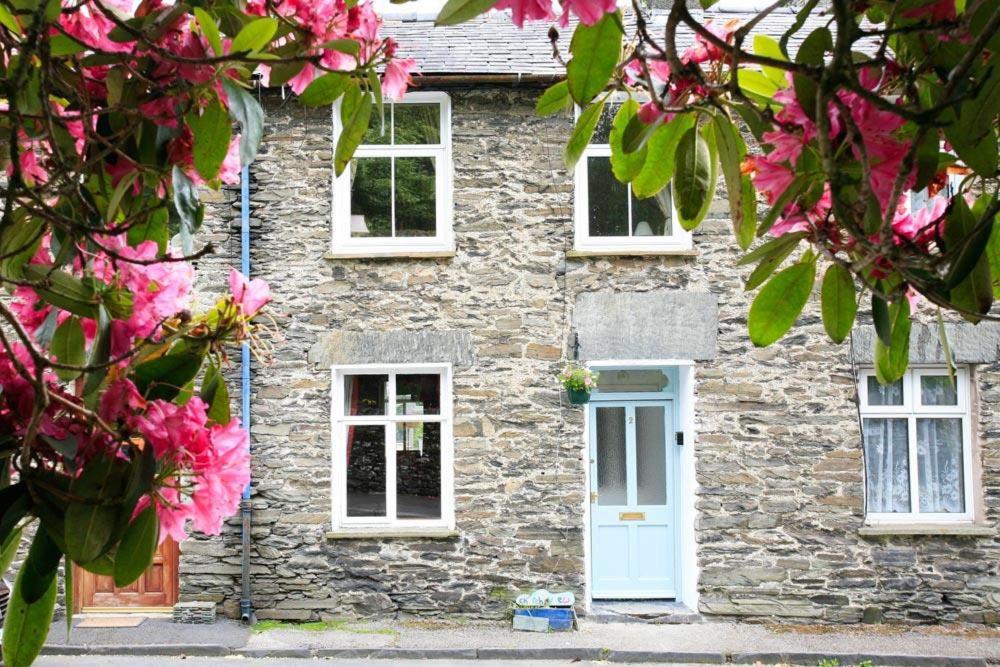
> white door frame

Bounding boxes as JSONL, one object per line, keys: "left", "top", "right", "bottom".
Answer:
{"left": 581, "top": 360, "right": 699, "bottom": 612}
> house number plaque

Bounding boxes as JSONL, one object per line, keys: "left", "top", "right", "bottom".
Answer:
{"left": 618, "top": 512, "right": 645, "bottom": 521}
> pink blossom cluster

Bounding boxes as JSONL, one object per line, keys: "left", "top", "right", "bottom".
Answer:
{"left": 494, "top": 0, "right": 618, "bottom": 28}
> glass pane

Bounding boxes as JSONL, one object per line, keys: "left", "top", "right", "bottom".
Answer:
{"left": 346, "top": 424, "right": 386, "bottom": 517}
{"left": 867, "top": 376, "right": 903, "bottom": 406}
{"left": 350, "top": 158, "right": 391, "bottom": 237}
{"left": 396, "top": 422, "right": 441, "bottom": 519}
{"left": 587, "top": 156, "right": 629, "bottom": 237}
{"left": 393, "top": 104, "right": 440, "bottom": 144}
{"left": 361, "top": 108, "right": 390, "bottom": 145}
{"left": 591, "top": 103, "right": 618, "bottom": 144}
{"left": 920, "top": 375, "right": 958, "bottom": 406}
{"left": 596, "top": 407, "right": 627, "bottom": 506}
{"left": 344, "top": 374, "right": 388, "bottom": 416}
{"left": 395, "top": 156, "right": 436, "bottom": 237}
{"left": 395, "top": 374, "right": 441, "bottom": 416}
{"left": 917, "top": 418, "right": 965, "bottom": 513}
{"left": 631, "top": 186, "right": 672, "bottom": 236}
{"left": 596, "top": 369, "right": 669, "bottom": 393}
{"left": 635, "top": 406, "right": 667, "bottom": 506}
{"left": 862, "top": 418, "right": 910, "bottom": 513}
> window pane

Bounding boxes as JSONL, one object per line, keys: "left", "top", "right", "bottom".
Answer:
{"left": 393, "top": 104, "right": 440, "bottom": 144}
{"left": 395, "top": 156, "right": 436, "bottom": 237}
{"left": 635, "top": 406, "right": 667, "bottom": 506}
{"left": 591, "top": 104, "right": 618, "bottom": 144}
{"left": 396, "top": 422, "right": 441, "bottom": 519}
{"left": 867, "top": 376, "right": 903, "bottom": 406}
{"left": 631, "top": 186, "right": 672, "bottom": 236}
{"left": 917, "top": 418, "right": 965, "bottom": 513}
{"left": 587, "top": 156, "right": 629, "bottom": 237}
{"left": 361, "top": 110, "right": 390, "bottom": 145}
{"left": 862, "top": 417, "right": 910, "bottom": 513}
{"left": 344, "top": 374, "right": 388, "bottom": 416}
{"left": 351, "top": 158, "right": 392, "bottom": 237}
{"left": 346, "top": 424, "right": 386, "bottom": 517}
{"left": 396, "top": 374, "right": 440, "bottom": 415}
{"left": 920, "top": 375, "right": 958, "bottom": 406}
{"left": 596, "top": 406, "right": 627, "bottom": 506}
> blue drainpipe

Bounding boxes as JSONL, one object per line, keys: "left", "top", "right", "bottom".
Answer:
{"left": 239, "top": 165, "right": 254, "bottom": 625}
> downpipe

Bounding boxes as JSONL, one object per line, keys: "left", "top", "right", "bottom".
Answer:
{"left": 239, "top": 165, "right": 255, "bottom": 626}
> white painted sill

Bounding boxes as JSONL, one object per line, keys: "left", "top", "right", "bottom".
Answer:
{"left": 858, "top": 523, "right": 994, "bottom": 537}
{"left": 566, "top": 248, "right": 698, "bottom": 258}
{"left": 326, "top": 527, "right": 459, "bottom": 540}
{"left": 324, "top": 249, "right": 456, "bottom": 260}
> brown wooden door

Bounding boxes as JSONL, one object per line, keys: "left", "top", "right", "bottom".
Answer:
{"left": 74, "top": 539, "right": 179, "bottom": 611}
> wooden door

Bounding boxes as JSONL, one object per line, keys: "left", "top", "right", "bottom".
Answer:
{"left": 74, "top": 539, "right": 179, "bottom": 611}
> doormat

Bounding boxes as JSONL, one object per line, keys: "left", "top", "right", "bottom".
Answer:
{"left": 76, "top": 616, "right": 146, "bottom": 628}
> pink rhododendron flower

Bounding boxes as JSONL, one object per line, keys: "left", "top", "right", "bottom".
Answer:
{"left": 560, "top": 0, "right": 618, "bottom": 26}
{"left": 495, "top": 0, "right": 555, "bottom": 28}
{"left": 383, "top": 58, "right": 418, "bottom": 102}
{"left": 229, "top": 269, "right": 272, "bottom": 316}
{"left": 893, "top": 195, "right": 948, "bottom": 246}
{"left": 683, "top": 19, "right": 740, "bottom": 65}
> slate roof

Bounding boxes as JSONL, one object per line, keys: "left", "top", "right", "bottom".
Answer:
{"left": 384, "top": 5, "right": 834, "bottom": 77}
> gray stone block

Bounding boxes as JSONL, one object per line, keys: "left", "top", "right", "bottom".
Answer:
{"left": 309, "top": 329, "right": 476, "bottom": 367}
{"left": 851, "top": 322, "right": 1000, "bottom": 364}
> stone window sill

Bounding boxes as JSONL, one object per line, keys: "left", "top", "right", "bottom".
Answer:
{"left": 859, "top": 523, "right": 994, "bottom": 537}
{"left": 325, "top": 527, "right": 459, "bottom": 540}
{"left": 566, "top": 248, "right": 698, "bottom": 258}
{"left": 324, "top": 250, "right": 456, "bottom": 260}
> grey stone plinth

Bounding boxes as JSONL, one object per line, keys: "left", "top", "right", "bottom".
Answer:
{"left": 309, "top": 329, "right": 475, "bottom": 367}
{"left": 173, "top": 601, "right": 217, "bottom": 624}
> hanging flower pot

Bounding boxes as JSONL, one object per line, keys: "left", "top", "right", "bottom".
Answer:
{"left": 558, "top": 365, "right": 599, "bottom": 406}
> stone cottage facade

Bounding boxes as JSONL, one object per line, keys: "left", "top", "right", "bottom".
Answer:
{"left": 174, "top": 6, "right": 1000, "bottom": 626}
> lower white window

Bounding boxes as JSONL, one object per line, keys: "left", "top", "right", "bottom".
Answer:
{"left": 330, "top": 364, "right": 454, "bottom": 530}
{"left": 858, "top": 367, "right": 974, "bottom": 523}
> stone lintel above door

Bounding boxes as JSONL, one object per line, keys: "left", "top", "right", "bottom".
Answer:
{"left": 573, "top": 291, "right": 719, "bottom": 362}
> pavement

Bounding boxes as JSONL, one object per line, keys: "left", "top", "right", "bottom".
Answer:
{"left": 40, "top": 617, "right": 1000, "bottom": 665}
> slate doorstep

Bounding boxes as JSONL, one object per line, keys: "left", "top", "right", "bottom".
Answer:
{"left": 41, "top": 644, "right": 990, "bottom": 665}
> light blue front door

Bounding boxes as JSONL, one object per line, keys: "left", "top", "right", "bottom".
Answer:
{"left": 590, "top": 401, "right": 678, "bottom": 599}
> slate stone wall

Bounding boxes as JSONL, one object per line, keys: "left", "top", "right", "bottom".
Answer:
{"left": 179, "top": 87, "right": 999, "bottom": 625}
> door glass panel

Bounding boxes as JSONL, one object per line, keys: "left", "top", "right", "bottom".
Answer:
{"left": 920, "top": 375, "right": 958, "bottom": 406}
{"left": 346, "top": 424, "right": 386, "bottom": 517}
{"left": 635, "top": 406, "right": 667, "bottom": 505}
{"left": 917, "top": 418, "right": 965, "bottom": 513}
{"left": 396, "top": 422, "right": 441, "bottom": 519}
{"left": 595, "top": 407, "right": 627, "bottom": 506}
{"left": 862, "top": 417, "right": 910, "bottom": 512}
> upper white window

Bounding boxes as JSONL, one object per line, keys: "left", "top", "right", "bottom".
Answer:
{"left": 573, "top": 105, "right": 690, "bottom": 253}
{"left": 858, "top": 367, "right": 974, "bottom": 523}
{"left": 332, "top": 92, "right": 453, "bottom": 255}
{"left": 330, "top": 364, "right": 454, "bottom": 531}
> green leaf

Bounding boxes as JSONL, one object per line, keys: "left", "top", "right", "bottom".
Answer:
{"left": 536, "top": 80, "right": 571, "bottom": 117}
{"left": 945, "top": 201, "right": 994, "bottom": 289}
{"left": 781, "top": 0, "right": 821, "bottom": 56}
{"left": 753, "top": 34, "right": 788, "bottom": 87}
{"left": 2, "top": 532, "right": 59, "bottom": 667}
{"left": 791, "top": 27, "right": 831, "bottom": 121}
{"left": 631, "top": 114, "right": 694, "bottom": 199}
{"left": 298, "top": 72, "right": 350, "bottom": 106}
{"left": 319, "top": 38, "right": 361, "bottom": 55}
{"left": 194, "top": 8, "right": 222, "bottom": 55}
{"left": 187, "top": 99, "right": 232, "bottom": 182}
{"left": 18, "top": 528, "right": 62, "bottom": 605}
{"left": 748, "top": 258, "right": 816, "bottom": 346}
{"left": 435, "top": 0, "right": 498, "bottom": 26}
{"left": 50, "top": 34, "right": 86, "bottom": 56}
{"left": 946, "top": 196, "right": 994, "bottom": 320}
{"left": 65, "top": 557, "right": 74, "bottom": 635}
{"left": 610, "top": 100, "right": 647, "bottom": 182}
{"left": 874, "top": 299, "right": 911, "bottom": 384}
{"left": 65, "top": 457, "right": 121, "bottom": 565}
{"left": 758, "top": 174, "right": 809, "bottom": 237}
{"left": 0, "top": 213, "right": 44, "bottom": 280}
{"left": 201, "top": 363, "right": 232, "bottom": 425}
{"left": 821, "top": 264, "right": 857, "bottom": 344}
{"left": 566, "top": 12, "right": 622, "bottom": 105}
{"left": 113, "top": 505, "right": 159, "bottom": 587}
{"left": 0, "top": 3, "right": 20, "bottom": 34}
{"left": 739, "top": 231, "right": 808, "bottom": 266}
{"left": 335, "top": 85, "right": 373, "bottom": 176}
{"left": 673, "top": 123, "right": 718, "bottom": 231}
{"left": 23, "top": 265, "right": 100, "bottom": 319}
{"left": 913, "top": 129, "right": 941, "bottom": 192}
{"left": 52, "top": 316, "right": 86, "bottom": 382}
{"left": 0, "top": 527, "right": 22, "bottom": 577}
{"left": 134, "top": 351, "right": 203, "bottom": 402}
{"left": 83, "top": 305, "right": 112, "bottom": 397}
{"left": 564, "top": 99, "right": 606, "bottom": 169}
{"left": 735, "top": 69, "right": 779, "bottom": 99}
{"left": 171, "top": 166, "right": 204, "bottom": 254}
{"left": 222, "top": 79, "right": 264, "bottom": 168}
{"left": 987, "top": 203, "right": 1000, "bottom": 298}
{"left": 945, "top": 123, "right": 997, "bottom": 175}
{"left": 231, "top": 17, "right": 278, "bottom": 54}
{"left": 741, "top": 233, "right": 807, "bottom": 291}
{"left": 711, "top": 114, "right": 756, "bottom": 249}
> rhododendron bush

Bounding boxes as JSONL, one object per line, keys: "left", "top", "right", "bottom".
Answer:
{"left": 441, "top": 0, "right": 999, "bottom": 384}
{"left": 0, "top": 0, "right": 411, "bottom": 664}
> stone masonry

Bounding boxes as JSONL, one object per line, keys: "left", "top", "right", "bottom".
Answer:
{"left": 177, "top": 87, "right": 1000, "bottom": 625}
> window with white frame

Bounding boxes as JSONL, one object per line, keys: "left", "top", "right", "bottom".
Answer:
{"left": 574, "top": 105, "right": 690, "bottom": 253}
{"left": 331, "top": 365, "right": 453, "bottom": 530}
{"left": 331, "top": 92, "right": 453, "bottom": 254}
{"left": 858, "top": 367, "right": 974, "bottom": 523}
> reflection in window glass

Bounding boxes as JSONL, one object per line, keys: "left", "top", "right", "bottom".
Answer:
{"left": 395, "top": 157, "right": 436, "bottom": 237}
{"left": 396, "top": 422, "right": 441, "bottom": 519}
{"left": 917, "top": 418, "right": 964, "bottom": 513}
{"left": 921, "top": 375, "right": 958, "bottom": 406}
{"left": 867, "top": 376, "right": 904, "bottom": 406}
{"left": 361, "top": 111, "right": 390, "bottom": 145}
{"left": 863, "top": 417, "right": 910, "bottom": 513}
{"left": 350, "top": 158, "right": 392, "bottom": 237}
{"left": 396, "top": 374, "right": 440, "bottom": 415}
{"left": 346, "top": 424, "right": 386, "bottom": 517}
{"left": 393, "top": 104, "right": 440, "bottom": 144}
{"left": 587, "top": 156, "right": 629, "bottom": 237}
{"left": 344, "top": 375, "right": 388, "bottom": 416}
{"left": 631, "top": 187, "right": 672, "bottom": 236}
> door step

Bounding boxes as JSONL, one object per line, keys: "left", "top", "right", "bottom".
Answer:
{"left": 587, "top": 600, "right": 701, "bottom": 624}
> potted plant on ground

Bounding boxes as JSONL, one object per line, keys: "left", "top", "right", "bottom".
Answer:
{"left": 559, "top": 365, "right": 599, "bottom": 405}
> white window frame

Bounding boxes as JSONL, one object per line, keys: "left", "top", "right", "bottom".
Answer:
{"left": 858, "top": 366, "right": 975, "bottom": 525}
{"left": 330, "top": 363, "right": 454, "bottom": 532}
{"left": 331, "top": 91, "right": 454, "bottom": 256}
{"left": 573, "top": 108, "right": 691, "bottom": 253}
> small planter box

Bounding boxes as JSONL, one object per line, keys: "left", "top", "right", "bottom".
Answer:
{"left": 512, "top": 607, "right": 577, "bottom": 632}
{"left": 566, "top": 388, "right": 591, "bottom": 405}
